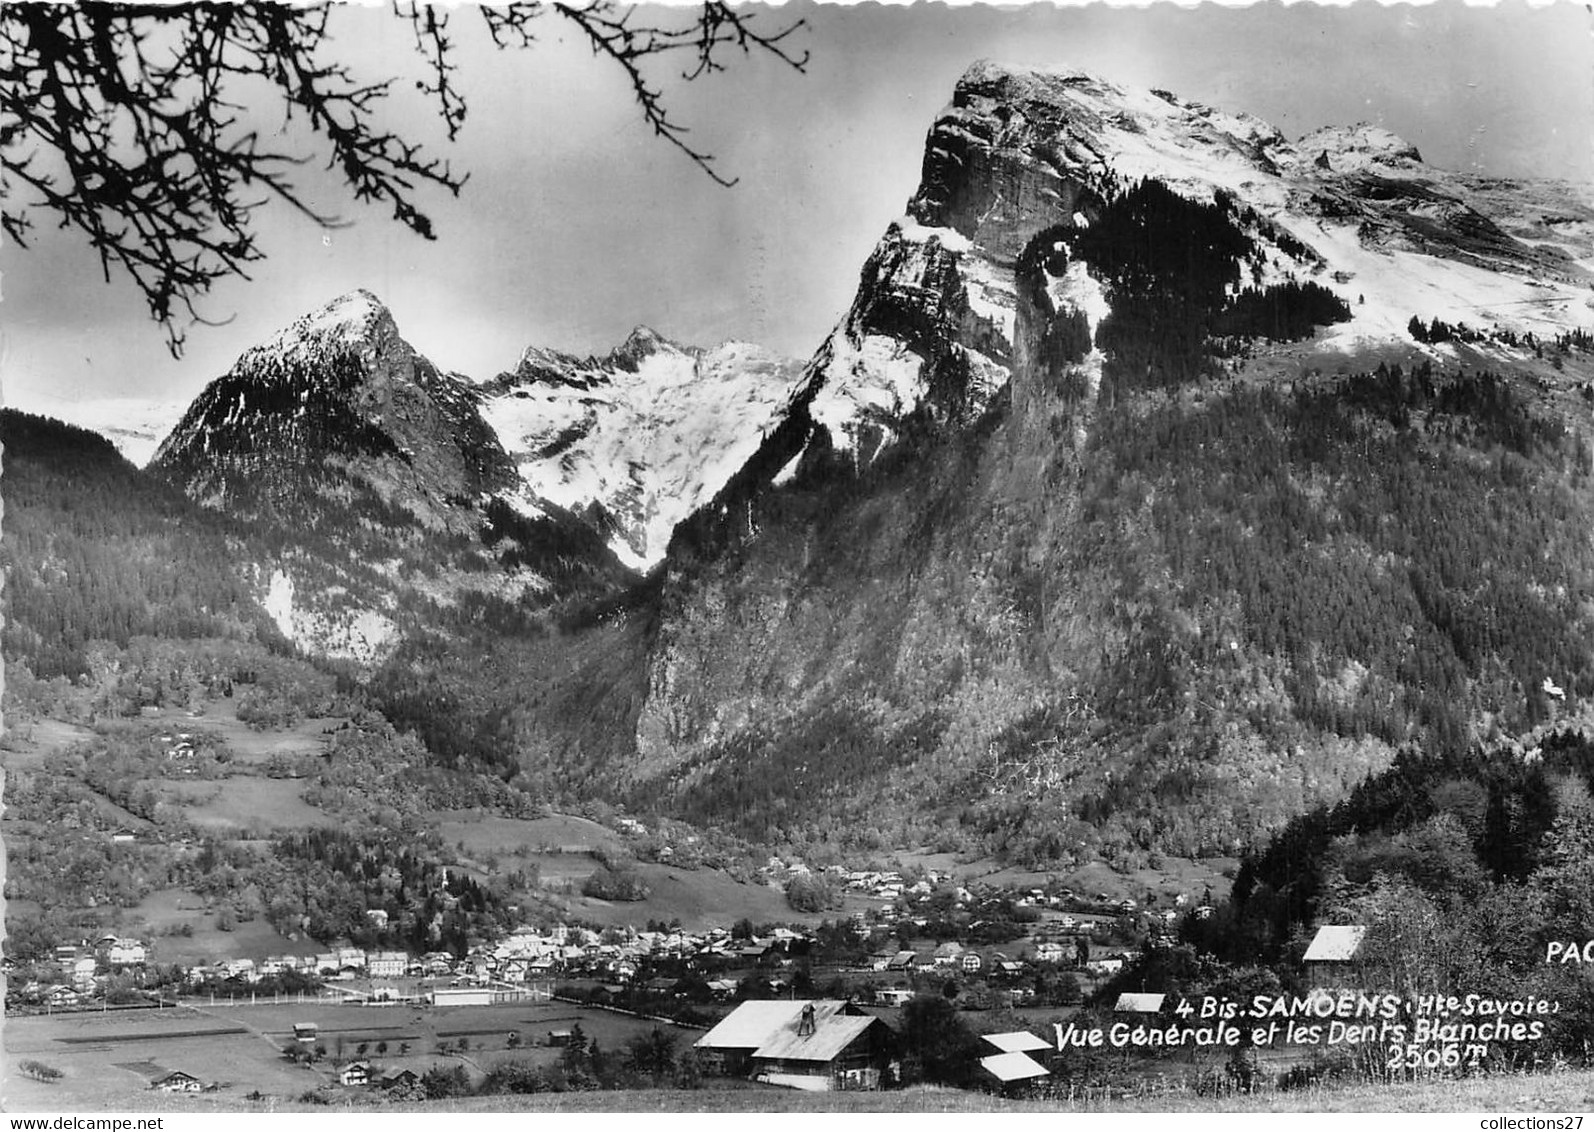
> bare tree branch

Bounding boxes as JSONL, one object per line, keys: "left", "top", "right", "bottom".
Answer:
{"left": 0, "top": 1, "right": 808, "bottom": 356}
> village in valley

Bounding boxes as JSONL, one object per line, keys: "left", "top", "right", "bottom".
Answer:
{"left": 6, "top": 783, "right": 1236, "bottom": 1107}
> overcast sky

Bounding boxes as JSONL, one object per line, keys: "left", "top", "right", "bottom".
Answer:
{"left": 4, "top": 0, "right": 1592, "bottom": 414}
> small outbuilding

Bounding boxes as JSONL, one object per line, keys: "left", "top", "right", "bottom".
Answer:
{"left": 979, "top": 1051, "right": 1049, "bottom": 1091}
{"left": 1304, "top": 925, "right": 1368, "bottom": 987}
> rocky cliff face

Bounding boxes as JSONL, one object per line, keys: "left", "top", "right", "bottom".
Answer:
{"left": 622, "top": 62, "right": 1594, "bottom": 862}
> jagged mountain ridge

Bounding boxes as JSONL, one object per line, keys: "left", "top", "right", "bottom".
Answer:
{"left": 148, "top": 289, "right": 817, "bottom": 659}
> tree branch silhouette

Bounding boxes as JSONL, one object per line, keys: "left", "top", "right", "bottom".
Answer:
{"left": 0, "top": 1, "right": 807, "bottom": 355}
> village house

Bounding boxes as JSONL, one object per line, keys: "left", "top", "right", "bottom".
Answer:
{"left": 378, "top": 1067, "right": 420, "bottom": 1091}
{"left": 366, "top": 951, "right": 407, "bottom": 979}
{"left": 960, "top": 951, "right": 984, "bottom": 974}
{"left": 105, "top": 938, "right": 148, "bottom": 966}
{"left": 47, "top": 986, "right": 82, "bottom": 1008}
{"left": 874, "top": 988, "right": 914, "bottom": 1007}
{"left": 338, "top": 1061, "right": 371, "bottom": 1088}
{"left": 1032, "top": 941, "right": 1068, "bottom": 964}
{"left": 886, "top": 951, "right": 917, "bottom": 972}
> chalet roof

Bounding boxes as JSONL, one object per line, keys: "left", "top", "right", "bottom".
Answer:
{"left": 1114, "top": 992, "right": 1167, "bottom": 1013}
{"left": 982, "top": 1031, "right": 1052, "bottom": 1054}
{"left": 696, "top": 999, "right": 869, "bottom": 1057}
{"left": 980, "top": 1052, "right": 1050, "bottom": 1083}
{"left": 753, "top": 1013, "right": 881, "bottom": 1064}
{"left": 1304, "top": 925, "right": 1367, "bottom": 962}
{"left": 696, "top": 1000, "right": 820, "bottom": 1050}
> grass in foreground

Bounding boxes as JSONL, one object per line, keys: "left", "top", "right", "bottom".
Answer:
{"left": 119, "top": 1068, "right": 1594, "bottom": 1115}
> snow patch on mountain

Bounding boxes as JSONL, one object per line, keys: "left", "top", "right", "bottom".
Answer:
{"left": 262, "top": 569, "right": 297, "bottom": 642}
{"left": 483, "top": 335, "right": 805, "bottom": 569}
{"left": 255, "top": 289, "right": 392, "bottom": 364}
{"left": 259, "top": 567, "right": 396, "bottom": 663}
{"left": 808, "top": 334, "right": 926, "bottom": 459}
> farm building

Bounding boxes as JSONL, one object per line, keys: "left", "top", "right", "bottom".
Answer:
{"left": 978, "top": 1051, "right": 1049, "bottom": 1091}
{"left": 1304, "top": 925, "right": 1368, "bottom": 987}
{"left": 695, "top": 1000, "right": 896, "bottom": 1091}
{"left": 378, "top": 1068, "right": 420, "bottom": 1090}
{"left": 150, "top": 1070, "right": 204, "bottom": 1093}
{"left": 430, "top": 986, "right": 494, "bottom": 1007}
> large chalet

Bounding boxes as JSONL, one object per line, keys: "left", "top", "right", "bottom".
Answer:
{"left": 694, "top": 1000, "right": 896, "bottom": 1091}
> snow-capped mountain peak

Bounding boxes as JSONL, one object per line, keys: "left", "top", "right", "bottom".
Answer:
{"left": 247, "top": 288, "right": 397, "bottom": 367}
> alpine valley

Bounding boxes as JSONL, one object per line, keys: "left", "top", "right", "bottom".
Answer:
{"left": 11, "top": 60, "right": 1594, "bottom": 883}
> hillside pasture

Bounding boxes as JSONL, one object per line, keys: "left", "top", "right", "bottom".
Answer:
{"left": 156, "top": 776, "right": 334, "bottom": 833}
{"left": 123, "top": 702, "right": 342, "bottom": 766}
{"left": 0, "top": 716, "right": 96, "bottom": 768}
{"left": 564, "top": 862, "right": 812, "bottom": 931}
{"left": 128, "top": 887, "right": 322, "bottom": 967}
{"left": 432, "top": 812, "right": 627, "bottom": 857}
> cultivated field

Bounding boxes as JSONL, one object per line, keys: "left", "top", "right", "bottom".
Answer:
{"left": 3, "top": 998, "right": 696, "bottom": 1111}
